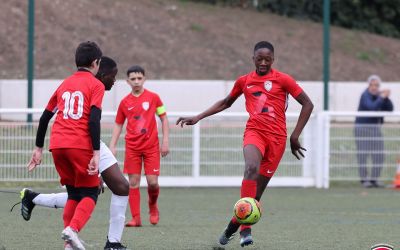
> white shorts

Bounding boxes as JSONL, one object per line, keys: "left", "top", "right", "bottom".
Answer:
{"left": 99, "top": 141, "right": 118, "bottom": 173}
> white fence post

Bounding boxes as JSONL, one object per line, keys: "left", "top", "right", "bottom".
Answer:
{"left": 315, "top": 112, "right": 331, "bottom": 189}
{"left": 315, "top": 113, "right": 325, "bottom": 188}
{"left": 192, "top": 122, "right": 201, "bottom": 178}
{"left": 322, "top": 113, "right": 330, "bottom": 188}
{"left": 302, "top": 117, "right": 314, "bottom": 179}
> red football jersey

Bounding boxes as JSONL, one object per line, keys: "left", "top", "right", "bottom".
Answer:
{"left": 230, "top": 69, "right": 303, "bottom": 137}
{"left": 115, "top": 89, "right": 166, "bottom": 151}
{"left": 47, "top": 71, "right": 105, "bottom": 150}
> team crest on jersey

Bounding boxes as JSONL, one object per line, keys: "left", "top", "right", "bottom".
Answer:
{"left": 142, "top": 102, "right": 149, "bottom": 111}
{"left": 264, "top": 81, "right": 272, "bottom": 91}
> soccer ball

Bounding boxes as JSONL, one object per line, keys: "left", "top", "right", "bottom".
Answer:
{"left": 233, "top": 197, "right": 262, "bottom": 225}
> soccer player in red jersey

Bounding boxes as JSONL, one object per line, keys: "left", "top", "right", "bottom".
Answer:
{"left": 23, "top": 56, "right": 129, "bottom": 250}
{"left": 109, "top": 65, "right": 169, "bottom": 227}
{"left": 27, "top": 41, "right": 105, "bottom": 250}
{"left": 177, "top": 41, "right": 314, "bottom": 247}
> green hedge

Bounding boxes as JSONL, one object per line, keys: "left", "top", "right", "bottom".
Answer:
{"left": 191, "top": 0, "right": 400, "bottom": 38}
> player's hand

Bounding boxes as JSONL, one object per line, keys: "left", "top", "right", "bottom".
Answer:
{"left": 98, "top": 177, "right": 105, "bottom": 194}
{"left": 290, "top": 135, "right": 306, "bottom": 160}
{"left": 27, "top": 147, "right": 43, "bottom": 172}
{"left": 176, "top": 116, "right": 200, "bottom": 127}
{"left": 88, "top": 151, "right": 100, "bottom": 175}
{"left": 161, "top": 141, "right": 169, "bottom": 157}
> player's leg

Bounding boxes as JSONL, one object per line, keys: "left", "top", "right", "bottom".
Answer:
{"left": 63, "top": 149, "right": 100, "bottom": 232}
{"left": 63, "top": 185, "right": 81, "bottom": 228}
{"left": 101, "top": 164, "right": 129, "bottom": 249}
{"left": 220, "top": 143, "right": 263, "bottom": 246}
{"left": 124, "top": 149, "right": 143, "bottom": 227}
{"left": 237, "top": 144, "right": 264, "bottom": 247}
{"left": 98, "top": 141, "right": 129, "bottom": 248}
{"left": 144, "top": 147, "right": 161, "bottom": 225}
{"left": 255, "top": 174, "right": 271, "bottom": 201}
{"left": 63, "top": 186, "right": 97, "bottom": 250}
{"left": 62, "top": 149, "right": 99, "bottom": 250}
{"left": 19, "top": 189, "right": 67, "bottom": 222}
{"left": 52, "top": 149, "right": 85, "bottom": 249}
{"left": 126, "top": 174, "right": 141, "bottom": 227}
{"left": 52, "top": 149, "right": 78, "bottom": 226}
{"left": 146, "top": 175, "right": 159, "bottom": 225}
{"left": 240, "top": 136, "right": 286, "bottom": 247}
{"left": 30, "top": 192, "right": 68, "bottom": 208}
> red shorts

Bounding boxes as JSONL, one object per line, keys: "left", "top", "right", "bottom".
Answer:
{"left": 243, "top": 129, "right": 286, "bottom": 177}
{"left": 52, "top": 149, "right": 99, "bottom": 187}
{"left": 124, "top": 146, "right": 160, "bottom": 176}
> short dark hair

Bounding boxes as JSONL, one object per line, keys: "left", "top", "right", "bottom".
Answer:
{"left": 98, "top": 56, "right": 117, "bottom": 76}
{"left": 254, "top": 41, "right": 274, "bottom": 53}
{"left": 75, "top": 41, "right": 102, "bottom": 68}
{"left": 127, "top": 65, "right": 145, "bottom": 77}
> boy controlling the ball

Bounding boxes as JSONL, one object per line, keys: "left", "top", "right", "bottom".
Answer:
{"left": 177, "top": 41, "right": 314, "bottom": 247}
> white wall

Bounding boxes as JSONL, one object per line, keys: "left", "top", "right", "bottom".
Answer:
{"left": 1, "top": 79, "right": 399, "bottom": 119}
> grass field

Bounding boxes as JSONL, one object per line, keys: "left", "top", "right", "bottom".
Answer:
{"left": 0, "top": 187, "right": 399, "bottom": 249}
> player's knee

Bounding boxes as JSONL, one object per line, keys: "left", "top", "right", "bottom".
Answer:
{"left": 79, "top": 187, "right": 99, "bottom": 203}
{"left": 115, "top": 180, "right": 129, "bottom": 196}
{"left": 128, "top": 176, "right": 141, "bottom": 188}
{"left": 244, "top": 162, "right": 259, "bottom": 180}
{"left": 129, "top": 181, "right": 140, "bottom": 189}
{"left": 147, "top": 181, "right": 159, "bottom": 190}
{"left": 66, "top": 185, "right": 82, "bottom": 201}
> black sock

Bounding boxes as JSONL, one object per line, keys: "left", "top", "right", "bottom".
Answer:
{"left": 225, "top": 220, "right": 240, "bottom": 237}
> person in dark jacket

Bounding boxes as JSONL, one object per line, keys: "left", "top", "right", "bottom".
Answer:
{"left": 354, "top": 75, "right": 393, "bottom": 188}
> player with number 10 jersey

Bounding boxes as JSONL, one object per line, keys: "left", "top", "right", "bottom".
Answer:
{"left": 28, "top": 41, "right": 105, "bottom": 250}
{"left": 47, "top": 67, "right": 105, "bottom": 152}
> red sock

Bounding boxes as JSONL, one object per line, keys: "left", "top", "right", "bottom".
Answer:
{"left": 240, "top": 224, "right": 252, "bottom": 231}
{"left": 148, "top": 186, "right": 159, "bottom": 207}
{"left": 63, "top": 199, "right": 78, "bottom": 228}
{"left": 230, "top": 216, "right": 239, "bottom": 225}
{"left": 69, "top": 197, "right": 96, "bottom": 232}
{"left": 129, "top": 188, "right": 141, "bottom": 218}
{"left": 240, "top": 179, "right": 257, "bottom": 198}
{"left": 239, "top": 179, "right": 257, "bottom": 232}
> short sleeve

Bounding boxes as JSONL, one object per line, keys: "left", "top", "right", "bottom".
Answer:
{"left": 283, "top": 74, "right": 303, "bottom": 98}
{"left": 115, "top": 101, "right": 126, "bottom": 125}
{"left": 90, "top": 81, "right": 105, "bottom": 109}
{"left": 45, "top": 90, "right": 58, "bottom": 113}
{"left": 155, "top": 94, "right": 166, "bottom": 117}
{"left": 229, "top": 76, "right": 246, "bottom": 98}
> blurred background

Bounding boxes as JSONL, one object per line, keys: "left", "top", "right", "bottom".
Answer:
{"left": 1, "top": 1, "right": 400, "bottom": 249}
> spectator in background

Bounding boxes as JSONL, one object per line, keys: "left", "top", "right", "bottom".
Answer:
{"left": 354, "top": 75, "right": 393, "bottom": 188}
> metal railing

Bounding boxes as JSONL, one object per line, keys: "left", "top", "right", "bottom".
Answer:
{"left": 1, "top": 109, "right": 398, "bottom": 188}
{"left": 0, "top": 109, "right": 316, "bottom": 187}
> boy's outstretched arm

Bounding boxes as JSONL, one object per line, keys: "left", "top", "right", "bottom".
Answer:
{"left": 176, "top": 95, "right": 238, "bottom": 127}
{"left": 290, "top": 91, "right": 314, "bottom": 160}
{"left": 109, "top": 123, "right": 123, "bottom": 156}
{"left": 160, "top": 115, "right": 169, "bottom": 157}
